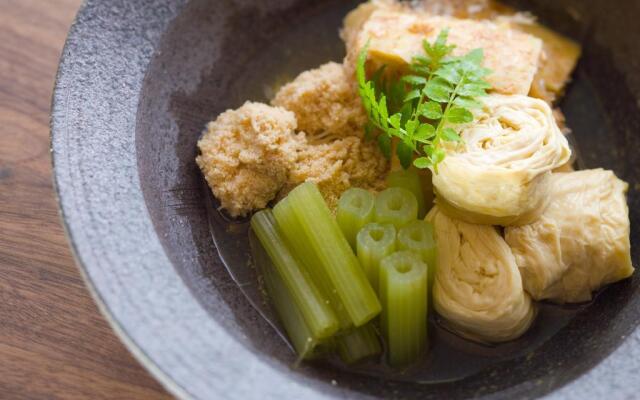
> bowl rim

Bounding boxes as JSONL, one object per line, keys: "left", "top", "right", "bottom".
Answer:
{"left": 50, "top": 1, "right": 640, "bottom": 399}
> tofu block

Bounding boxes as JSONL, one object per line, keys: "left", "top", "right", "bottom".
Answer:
{"left": 351, "top": 10, "right": 543, "bottom": 95}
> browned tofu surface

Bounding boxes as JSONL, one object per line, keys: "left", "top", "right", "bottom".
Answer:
{"left": 348, "top": 9, "right": 543, "bottom": 95}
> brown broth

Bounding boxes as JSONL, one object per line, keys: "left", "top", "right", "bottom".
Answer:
{"left": 200, "top": 0, "right": 591, "bottom": 382}
{"left": 204, "top": 186, "right": 593, "bottom": 383}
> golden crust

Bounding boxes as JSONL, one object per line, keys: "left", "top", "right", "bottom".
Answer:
{"left": 346, "top": 9, "right": 543, "bottom": 95}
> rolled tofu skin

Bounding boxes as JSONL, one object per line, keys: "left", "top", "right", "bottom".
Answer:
{"left": 433, "top": 94, "right": 571, "bottom": 226}
{"left": 353, "top": 9, "right": 543, "bottom": 95}
{"left": 505, "top": 169, "right": 634, "bottom": 303}
{"left": 427, "top": 206, "right": 536, "bottom": 342}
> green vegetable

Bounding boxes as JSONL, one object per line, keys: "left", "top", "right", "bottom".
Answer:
{"left": 357, "top": 222, "right": 396, "bottom": 293}
{"left": 387, "top": 168, "right": 428, "bottom": 218}
{"left": 379, "top": 251, "right": 429, "bottom": 367}
{"left": 397, "top": 220, "right": 437, "bottom": 290}
{"left": 337, "top": 323, "right": 382, "bottom": 364}
{"left": 357, "top": 29, "right": 491, "bottom": 171}
{"left": 337, "top": 188, "right": 375, "bottom": 249}
{"left": 283, "top": 182, "right": 382, "bottom": 326}
{"left": 251, "top": 210, "right": 339, "bottom": 339}
{"left": 273, "top": 197, "right": 353, "bottom": 330}
{"left": 374, "top": 187, "right": 418, "bottom": 229}
{"left": 250, "top": 232, "right": 321, "bottom": 361}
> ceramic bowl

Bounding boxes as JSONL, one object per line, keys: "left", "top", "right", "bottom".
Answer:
{"left": 51, "top": 0, "right": 640, "bottom": 398}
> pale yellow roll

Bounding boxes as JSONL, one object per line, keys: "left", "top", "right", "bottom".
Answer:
{"left": 433, "top": 94, "right": 571, "bottom": 226}
{"left": 505, "top": 169, "right": 634, "bottom": 303}
{"left": 427, "top": 206, "right": 536, "bottom": 343}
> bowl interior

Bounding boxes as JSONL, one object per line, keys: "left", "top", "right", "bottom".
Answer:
{"left": 135, "top": 0, "right": 640, "bottom": 398}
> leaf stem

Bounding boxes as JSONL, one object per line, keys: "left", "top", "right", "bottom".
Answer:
{"left": 433, "top": 73, "right": 465, "bottom": 147}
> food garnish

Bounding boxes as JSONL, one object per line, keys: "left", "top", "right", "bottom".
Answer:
{"left": 356, "top": 29, "right": 492, "bottom": 171}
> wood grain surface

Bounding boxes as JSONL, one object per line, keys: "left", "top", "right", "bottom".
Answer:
{"left": 0, "top": 1, "right": 172, "bottom": 398}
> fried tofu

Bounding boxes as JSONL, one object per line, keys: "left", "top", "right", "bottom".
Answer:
{"left": 347, "top": 9, "right": 543, "bottom": 95}
{"left": 410, "top": 0, "right": 582, "bottom": 102}
{"left": 516, "top": 21, "right": 581, "bottom": 103}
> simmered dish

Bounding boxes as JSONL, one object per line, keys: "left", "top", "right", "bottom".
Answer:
{"left": 196, "top": 0, "right": 633, "bottom": 369}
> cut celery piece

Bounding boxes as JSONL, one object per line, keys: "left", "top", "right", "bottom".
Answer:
{"left": 337, "top": 323, "right": 382, "bottom": 364}
{"left": 379, "top": 251, "right": 428, "bottom": 367}
{"left": 250, "top": 232, "right": 320, "bottom": 361}
{"left": 397, "top": 220, "right": 437, "bottom": 290}
{"left": 374, "top": 187, "right": 418, "bottom": 229}
{"left": 387, "top": 168, "right": 427, "bottom": 218}
{"left": 357, "top": 223, "right": 396, "bottom": 293}
{"left": 273, "top": 198, "right": 353, "bottom": 330}
{"left": 337, "top": 188, "right": 375, "bottom": 249}
{"left": 286, "top": 182, "right": 382, "bottom": 326}
{"left": 251, "top": 210, "right": 338, "bottom": 339}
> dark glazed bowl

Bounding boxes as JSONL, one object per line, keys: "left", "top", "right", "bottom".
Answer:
{"left": 51, "top": 0, "right": 640, "bottom": 399}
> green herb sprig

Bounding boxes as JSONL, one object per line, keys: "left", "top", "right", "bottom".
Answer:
{"left": 357, "top": 29, "right": 491, "bottom": 171}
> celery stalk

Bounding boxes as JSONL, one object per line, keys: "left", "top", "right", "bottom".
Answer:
{"left": 357, "top": 223, "right": 396, "bottom": 293}
{"left": 379, "top": 251, "right": 428, "bottom": 367}
{"left": 337, "top": 188, "right": 375, "bottom": 249}
{"left": 250, "top": 232, "right": 320, "bottom": 360}
{"left": 397, "top": 220, "right": 437, "bottom": 290}
{"left": 374, "top": 187, "right": 418, "bottom": 230}
{"left": 251, "top": 210, "right": 339, "bottom": 339}
{"left": 387, "top": 168, "right": 427, "bottom": 218}
{"left": 273, "top": 197, "right": 352, "bottom": 330}
{"left": 286, "top": 183, "right": 382, "bottom": 326}
{"left": 337, "top": 323, "right": 382, "bottom": 364}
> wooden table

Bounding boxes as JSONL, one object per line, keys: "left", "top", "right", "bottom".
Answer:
{"left": 0, "top": 1, "right": 172, "bottom": 398}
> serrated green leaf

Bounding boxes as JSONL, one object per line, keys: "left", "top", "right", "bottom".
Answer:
{"left": 457, "top": 83, "right": 489, "bottom": 97}
{"left": 401, "top": 75, "right": 428, "bottom": 86}
{"left": 425, "top": 78, "right": 452, "bottom": 102}
{"left": 400, "top": 102, "right": 413, "bottom": 125}
{"left": 412, "top": 55, "right": 431, "bottom": 66}
{"left": 434, "top": 64, "right": 461, "bottom": 84}
{"left": 414, "top": 124, "right": 436, "bottom": 142}
{"left": 378, "top": 134, "right": 392, "bottom": 159}
{"left": 422, "top": 40, "right": 433, "bottom": 58}
{"left": 425, "top": 29, "right": 456, "bottom": 62}
{"left": 453, "top": 96, "right": 483, "bottom": 109}
{"left": 421, "top": 101, "right": 443, "bottom": 119}
{"left": 397, "top": 141, "right": 414, "bottom": 170}
{"left": 413, "top": 157, "right": 431, "bottom": 169}
{"left": 379, "top": 96, "right": 389, "bottom": 128}
{"left": 370, "top": 101, "right": 380, "bottom": 124}
{"left": 424, "top": 145, "right": 434, "bottom": 156}
{"left": 356, "top": 29, "right": 490, "bottom": 173}
{"left": 403, "top": 89, "right": 421, "bottom": 103}
{"left": 433, "top": 148, "right": 446, "bottom": 163}
{"left": 447, "top": 107, "right": 473, "bottom": 123}
{"left": 389, "top": 113, "right": 401, "bottom": 129}
{"left": 405, "top": 120, "right": 418, "bottom": 138}
{"left": 441, "top": 127, "right": 462, "bottom": 142}
{"left": 356, "top": 41, "right": 370, "bottom": 88}
{"left": 434, "top": 29, "right": 449, "bottom": 49}
{"left": 388, "top": 127, "right": 400, "bottom": 138}
{"left": 410, "top": 64, "right": 431, "bottom": 76}
{"left": 463, "top": 48, "right": 484, "bottom": 64}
